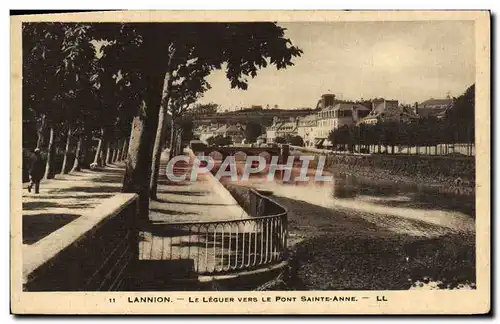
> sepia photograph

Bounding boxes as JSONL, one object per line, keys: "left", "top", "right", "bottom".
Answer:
{"left": 10, "top": 10, "right": 490, "bottom": 314}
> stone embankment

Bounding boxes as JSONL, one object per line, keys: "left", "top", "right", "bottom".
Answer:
{"left": 291, "top": 146, "right": 475, "bottom": 195}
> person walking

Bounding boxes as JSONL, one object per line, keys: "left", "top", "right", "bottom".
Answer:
{"left": 28, "top": 148, "right": 44, "bottom": 194}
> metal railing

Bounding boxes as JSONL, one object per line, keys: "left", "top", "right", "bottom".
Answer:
{"left": 139, "top": 189, "right": 287, "bottom": 275}
{"left": 293, "top": 143, "right": 475, "bottom": 157}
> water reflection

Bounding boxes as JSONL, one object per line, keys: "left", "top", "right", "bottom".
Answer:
{"left": 332, "top": 175, "right": 359, "bottom": 199}
{"left": 331, "top": 173, "right": 475, "bottom": 218}
{"left": 213, "top": 157, "right": 475, "bottom": 229}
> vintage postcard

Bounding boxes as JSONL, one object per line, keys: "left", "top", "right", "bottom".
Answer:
{"left": 10, "top": 10, "right": 490, "bottom": 315}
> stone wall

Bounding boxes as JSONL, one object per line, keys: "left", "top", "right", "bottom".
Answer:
{"left": 298, "top": 150, "right": 475, "bottom": 193}
{"left": 23, "top": 194, "right": 139, "bottom": 291}
{"left": 327, "top": 154, "right": 473, "bottom": 182}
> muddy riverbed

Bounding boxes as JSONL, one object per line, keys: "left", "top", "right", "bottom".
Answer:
{"left": 222, "top": 170, "right": 475, "bottom": 291}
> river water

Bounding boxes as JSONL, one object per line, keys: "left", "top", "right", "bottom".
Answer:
{"left": 218, "top": 161, "right": 475, "bottom": 237}
{"left": 217, "top": 159, "right": 476, "bottom": 290}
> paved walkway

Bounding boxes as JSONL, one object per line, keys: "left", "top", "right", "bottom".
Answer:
{"left": 22, "top": 163, "right": 125, "bottom": 245}
{"left": 22, "top": 150, "right": 251, "bottom": 275}
{"left": 138, "top": 150, "right": 253, "bottom": 274}
{"left": 148, "top": 150, "right": 245, "bottom": 223}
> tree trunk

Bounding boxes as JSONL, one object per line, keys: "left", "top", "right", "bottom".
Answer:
{"left": 122, "top": 68, "right": 164, "bottom": 221}
{"left": 93, "top": 128, "right": 105, "bottom": 166}
{"left": 36, "top": 114, "right": 46, "bottom": 149}
{"left": 176, "top": 128, "right": 182, "bottom": 155}
{"left": 80, "top": 135, "right": 89, "bottom": 167}
{"left": 121, "top": 138, "right": 129, "bottom": 161}
{"left": 115, "top": 140, "right": 121, "bottom": 162}
{"left": 105, "top": 140, "right": 112, "bottom": 165}
{"left": 60, "top": 127, "right": 72, "bottom": 174}
{"left": 150, "top": 109, "right": 169, "bottom": 199}
{"left": 120, "top": 138, "right": 128, "bottom": 161}
{"left": 71, "top": 135, "right": 83, "bottom": 172}
{"left": 169, "top": 118, "right": 177, "bottom": 157}
{"left": 150, "top": 58, "right": 176, "bottom": 199}
{"left": 111, "top": 142, "right": 118, "bottom": 163}
{"left": 122, "top": 112, "right": 159, "bottom": 220}
{"left": 115, "top": 139, "right": 122, "bottom": 162}
{"left": 43, "top": 126, "right": 55, "bottom": 180}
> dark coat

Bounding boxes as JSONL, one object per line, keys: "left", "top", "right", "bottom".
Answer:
{"left": 29, "top": 154, "right": 45, "bottom": 181}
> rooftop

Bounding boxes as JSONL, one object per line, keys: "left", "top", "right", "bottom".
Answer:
{"left": 322, "top": 103, "right": 371, "bottom": 112}
{"left": 420, "top": 98, "right": 453, "bottom": 107}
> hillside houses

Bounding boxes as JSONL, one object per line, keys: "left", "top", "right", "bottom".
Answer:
{"left": 194, "top": 94, "right": 456, "bottom": 148}
{"left": 415, "top": 98, "right": 453, "bottom": 119}
{"left": 194, "top": 123, "right": 246, "bottom": 144}
{"left": 216, "top": 124, "right": 246, "bottom": 144}
{"left": 358, "top": 99, "right": 419, "bottom": 125}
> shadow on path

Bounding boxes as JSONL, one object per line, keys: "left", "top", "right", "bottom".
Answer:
{"left": 157, "top": 190, "right": 207, "bottom": 197}
{"left": 149, "top": 208, "right": 195, "bottom": 216}
{"left": 22, "top": 164, "right": 125, "bottom": 245}
{"left": 23, "top": 201, "right": 94, "bottom": 210}
{"left": 23, "top": 213, "right": 80, "bottom": 244}
{"left": 48, "top": 185, "right": 120, "bottom": 194}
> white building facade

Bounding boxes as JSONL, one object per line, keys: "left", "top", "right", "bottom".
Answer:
{"left": 315, "top": 103, "right": 371, "bottom": 140}
{"left": 297, "top": 114, "right": 318, "bottom": 147}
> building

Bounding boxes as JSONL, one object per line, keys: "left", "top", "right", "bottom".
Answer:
{"left": 315, "top": 103, "right": 371, "bottom": 140}
{"left": 358, "top": 99, "right": 400, "bottom": 125}
{"left": 265, "top": 117, "right": 284, "bottom": 144}
{"left": 399, "top": 105, "right": 420, "bottom": 123}
{"left": 297, "top": 114, "right": 318, "bottom": 147}
{"left": 216, "top": 124, "right": 246, "bottom": 144}
{"left": 194, "top": 124, "right": 219, "bottom": 143}
{"left": 320, "top": 94, "right": 336, "bottom": 109}
{"left": 265, "top": 117, "right": 300, "bottom": 143}
{"left": 415, "top": 98, "right": 453, "bottom": 119}
{"left": 275, "top": 117, "right": 299, "bottom": 139}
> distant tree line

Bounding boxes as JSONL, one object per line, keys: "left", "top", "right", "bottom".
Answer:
{"left": 328, "top": 84, "right": 475, "bottom": 153}
{"left": 274, "top": 135, "right": 304, "bottom": 146}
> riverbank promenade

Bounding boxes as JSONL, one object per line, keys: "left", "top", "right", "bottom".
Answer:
{"left": 22, "top": 150, "right": 250, "bottom": 275}
{"left": 22, "top": 150, "right": 246, "bottom": 243}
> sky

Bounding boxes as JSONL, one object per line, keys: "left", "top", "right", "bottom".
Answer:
{"left": 199, "top": 20, "right": 475, "bottom": 110}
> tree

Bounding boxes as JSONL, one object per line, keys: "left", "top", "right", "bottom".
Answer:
{"left": 287, "top": 135, "right": 304, "bottom": 146}
{"left": 274, "top": 136, "right": 286, "bottom": 144}
{"left": 378, "top": 121, "right": 399, "bottom": 154}
{"left": 446, "top": 84, "right": 475, "bottom": 143}
{"left": 102, "top": 23, "right": 302, "bottom": 218}
{"left": 358, "top": 123, "right": 371, "bottom": 151}
{"left": 245, "top": 121, "right": 263, "bottom": 143}
{"left": 190, "top": 103, "right": 218, "bottom": 117}
{"left": 206, "top": 135, "right": 232, "bottom": 147}
{"left": 179, "top": 118, "right": 194, "bottom": 144}
{"left": 149, "top": 55, "right": 212, "bottom": 199}
{"left": 329, "top": 125, "right": 351, "bottom": 150}
{"left": 23, "top": 23, "right": 96, "bottom": 178}
{"left": 206, "top": 135, "right": 217, "bottom": 146}
{"left": 218, "top": 136, "right": 233, "bottom": 147}
{"left": 26, "top": 22, "right": 303, "bottom": 219}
